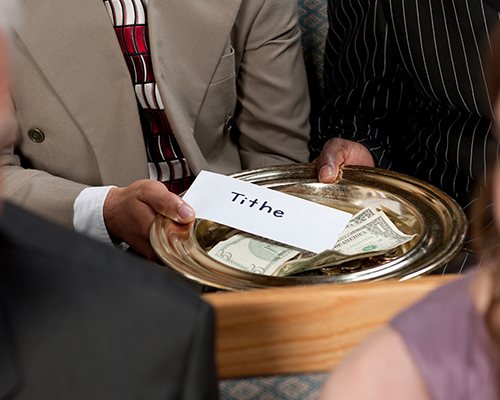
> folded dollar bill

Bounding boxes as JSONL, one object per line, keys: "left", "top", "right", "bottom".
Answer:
{"left": 208, "top": 233, "right": 301, "bottom": 276}
{"left": 208, "top": 207, "right": 417, "bottom": 276}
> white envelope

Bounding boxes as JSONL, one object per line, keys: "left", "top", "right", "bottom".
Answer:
{"left": 182, "top": 171, "right": 352, "bottom": 253}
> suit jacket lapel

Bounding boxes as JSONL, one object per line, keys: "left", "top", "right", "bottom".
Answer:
{"left": 14, "top": 0, "right": 149, "bottom": 185}
{"left": 148, "top": 0, "right": 243, "bottom": 173}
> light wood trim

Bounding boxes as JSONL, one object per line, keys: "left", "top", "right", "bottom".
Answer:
{"left": 203, "top": 275, "right": 458, "bottom": 379}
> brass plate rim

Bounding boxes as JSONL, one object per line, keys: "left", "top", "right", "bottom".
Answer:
{"left": 150, "top": 163, "right": 468, "bottom": 291}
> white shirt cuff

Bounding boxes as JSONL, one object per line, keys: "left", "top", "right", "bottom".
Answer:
{"left": 73, "top": 186, "right": 116, "bottom": 245}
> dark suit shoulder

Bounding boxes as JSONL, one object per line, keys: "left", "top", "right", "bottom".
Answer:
{"left": 0, "top": 202, "right": 218, "bottom": 399}
{"left": 0, "top": 202, "right": 196, "bottom": 300}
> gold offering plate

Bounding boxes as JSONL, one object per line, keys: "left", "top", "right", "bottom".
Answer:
{"left": 150, "top": 163, "right": 467, "bottom": 291}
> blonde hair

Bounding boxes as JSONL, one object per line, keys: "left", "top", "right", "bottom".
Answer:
{"left": 471, "top": 26, "right": 500, "bottom": 380}
{"left": 471, "top": 26, "right": 500, "bottom": 257}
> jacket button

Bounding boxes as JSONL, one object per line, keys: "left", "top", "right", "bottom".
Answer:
{"left": 27, "top": 128, "right": 45, "bottom": 143}
{"left": 224, "top": 116, "right": 234, "bottom": 134}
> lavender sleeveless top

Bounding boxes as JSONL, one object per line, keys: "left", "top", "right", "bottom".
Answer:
{"left": 390, "top": 274, "right": 498, "bottom": 400}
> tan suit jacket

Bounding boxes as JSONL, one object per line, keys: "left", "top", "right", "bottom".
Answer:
{"left": 4, "top": 0, "right": 310, "bottom": 228}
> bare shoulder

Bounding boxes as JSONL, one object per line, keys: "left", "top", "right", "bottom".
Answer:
{"left": 321, "top": 325, "right": 432, "bottom": 400}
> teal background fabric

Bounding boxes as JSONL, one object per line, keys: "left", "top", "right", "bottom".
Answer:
{"left": 297, "top": 0, "right": 328, "bottom": 113}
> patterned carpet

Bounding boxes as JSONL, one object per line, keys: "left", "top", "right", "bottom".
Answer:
{"left": 219, "top": 373, "right": 329, "bottom": 400}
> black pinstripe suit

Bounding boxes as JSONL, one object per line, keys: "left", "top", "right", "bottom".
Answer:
{"left": 312, "top": 0, "right": 500, "bottom": 212}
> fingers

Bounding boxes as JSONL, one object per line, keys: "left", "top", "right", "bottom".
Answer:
{"left": 135, "top": 180, "right": 195, "bottom": 224}
{"left": 313, "top": 138, "right": 347, "bottom": 183}
{"left": 314, "top": 138, "right": 375, "bottom": 183}
{"left": 103, "top": 179, "right": 195, "bottom": 260}
{"left": 317, "top": 162, "right": 339, "bottom": 184}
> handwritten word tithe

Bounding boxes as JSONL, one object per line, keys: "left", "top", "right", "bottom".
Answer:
{"left": 231, "top": 191, "right": 284, "bottom": 218}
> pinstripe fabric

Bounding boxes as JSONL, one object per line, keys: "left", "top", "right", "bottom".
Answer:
{"left": 103, "top": 0, "right": 192, "bottom": 194}
{"left": 312, "top": 0, "right": 500, "bottom": 211}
